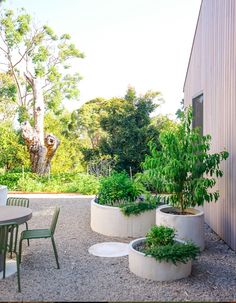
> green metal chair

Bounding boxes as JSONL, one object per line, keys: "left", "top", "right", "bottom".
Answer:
{"left": 19, "top": 207, "right": 60, "bottom": 269}
{"left": 7, "top": 197, "right": 30, "bottom": 246}
{"left": 0, "top": 222, "right": 21, "bottom": 292}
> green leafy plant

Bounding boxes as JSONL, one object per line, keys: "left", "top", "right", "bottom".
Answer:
{"left": 98, "top": 172, "right": 144, "bottom": 205}
{"left": 142, "top": 225, "right": 200, "bottom": 265}
{"left": 142, "top": 107, "right": 229, "bottom": 213}
{"left": 97, "top": 172, "right": 160, "bottom": 216}
{"left": 146, "top": 224, "right": 175, "bottom": 246}
{"left": 119, "top": 201, "right": 153, "bottom": 216}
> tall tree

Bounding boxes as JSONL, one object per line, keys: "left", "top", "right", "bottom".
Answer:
{"left": 0, "top": 8, "right": 84, "bottom": 175}
{"left": 99, "top": 87, "right": 162, "bottom": 174}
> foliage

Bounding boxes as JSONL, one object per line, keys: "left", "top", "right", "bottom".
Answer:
{"left": 146, "top": 225, "right": 175, "bottom": 247}
{"left": 97, "top": 172, "right": 159, "bottom": 216}
{"left": 119, "top": 194, "right": 158, "bottom": 216}
{"left": 0, "top": 172, "right": 99, "bottom": 194}
{"left": 143, "top": 225, "right": 200, "bottom": 265}
{"left": 0, "top": 8, "right": 84, "bottom": 118}
{"left": 44, "top": 112, "right": 84, "bottom": 173}
{"left": 0, "top": 73, "right": 18, "bottom": 122}
{"left": 0, "top": 8, "right": 84, "bottom": 175}
{"left": 0, "top": 122, "right": 30, "bottom": 171}
{"left": 142, "top": 107, "right": 229, "bottom": 213}
{"left": 0, "top": 172, "right": 25, "bottom": 190}
{"left": 98, "top": 171, "right": 144, "bottom": 205}
{"left": 175, "top": 98, "right": 184, "bottom": 119}
{"left": 87, "top": 158, "right": 115, "bottom": 177}
{"left": 98, "top": 87, "right": 162, "bottom": 174}
{"left": 70, "top": 98, "right": 108, "bottom": 151}
{"left": 151, "top": 114, "right": 177, "bottom": 133}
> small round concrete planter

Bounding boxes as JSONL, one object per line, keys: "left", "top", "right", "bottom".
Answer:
{"left": 90, "top": 199, "right": 156, "bottom": 238}
{"left": 0, "top": 185, "right": 7, "bottom": 205}
{"left": 129, "top": 238, "right": 192, "bottom": 281}
{"left": 156, "top": 206, "right": 205, "bottom": 251}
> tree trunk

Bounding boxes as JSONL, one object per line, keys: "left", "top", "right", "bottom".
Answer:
{"left": 21, "top": 77, "right": 60, "bottom": 175}
{"left": 21, "top": 121, "right": 60, "bottom": 175}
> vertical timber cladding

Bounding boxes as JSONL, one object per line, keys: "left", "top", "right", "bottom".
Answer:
{"left": 184, "top": 0, "right": 236, "bottom": 250}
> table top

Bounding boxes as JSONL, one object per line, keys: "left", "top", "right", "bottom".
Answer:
{"left": 0, "top": 206, "right": 32, "bottom": 225}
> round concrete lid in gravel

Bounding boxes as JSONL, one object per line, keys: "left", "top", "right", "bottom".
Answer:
{"left": 88, "top": 242, "right": 129, "bottom": 257}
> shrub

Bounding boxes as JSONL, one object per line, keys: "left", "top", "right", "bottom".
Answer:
{"left": 98, "top": 172, "right": 144, "bottom": 205}
{"left": 0, "top": 172, "right": 100, "bottom": 194}
{"left": 119, "top": 194, "right": 159, "bottom": 216}
{"left": 146, "top": 224, "right": 175, "bottom": 247}
{"left": 142, "top": 225, "right": 200, "bottom": 265}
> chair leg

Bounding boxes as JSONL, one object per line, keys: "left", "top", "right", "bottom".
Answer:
{"left": 3, "top": 251, "right": 6, "bottom": 279}
{"left": 25, "top": 222, "right": 29, "bottom": 246}
{"left": 51, "top": 236, "right": 60, "bottom": 269}
{"left": 16, "top": 253, "right": 21, "bottom": 292}
{"left": 19, "top": 238, "right": 23, "bottom": 264}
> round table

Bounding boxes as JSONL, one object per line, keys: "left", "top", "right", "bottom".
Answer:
{"left": 0, "top": 205, "right": 32, "bottom": 224}
{"left": 0, "top": 205, "right": 32, "bottom": 276}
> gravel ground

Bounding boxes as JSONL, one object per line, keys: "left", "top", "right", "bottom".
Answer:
{"left": 0, "top": 196, "right": 236, "bottom": 302}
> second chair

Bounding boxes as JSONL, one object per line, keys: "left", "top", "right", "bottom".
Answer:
{"left": 19, "top": 207, "right": 60, "bottom": 269}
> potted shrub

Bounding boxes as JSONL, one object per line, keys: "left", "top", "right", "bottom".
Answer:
{"left": 142, "top": 107, "right": 229, "bottom": 250}
{"left": 129, "top": 225, "right": 200, "bottom": 281}
{"left": 91, "top": 172, "right": 159, "bottom": 237}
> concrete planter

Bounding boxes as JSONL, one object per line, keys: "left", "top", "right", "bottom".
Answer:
{"left": 156, "top": 206, "right": 205, "bottom": 251}
{"left": 129, "top": 238, "right": 192, "bottom": 281}
{"left": 90, "top": 199, "right": 156, "bottom": 238}
{"left": 0, "top": 185, "right": 7, "bottom": 205}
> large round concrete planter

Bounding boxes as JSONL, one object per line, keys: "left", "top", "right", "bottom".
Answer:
{"left": 129, "top": 238, "right": 192, "bottom": 281}
{"left": 91, "top": 199, "right": 156, "bottom": 238}
{"left": 156, "top": 206, "right": 205, "bottom": 251}
{"left": 0, "top": 185, "right": 7, "bottom": 205}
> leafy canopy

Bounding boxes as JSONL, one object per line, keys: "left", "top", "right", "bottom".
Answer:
{"left": 142, "top": 107, "right": 229, "bottom": 213}
{"left": 99, "top": 87, "right": 162, "bottom": 174}
{"left": 0, "top": 8, "right": 84, "bottom": 120}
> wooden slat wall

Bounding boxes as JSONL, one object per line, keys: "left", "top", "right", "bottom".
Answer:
{"left": 184, "top": 0, "right": 236, "bottom": 250}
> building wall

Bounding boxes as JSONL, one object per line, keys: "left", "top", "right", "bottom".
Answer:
{"left": 184, "top": 0, "right": 236, "bottom": 250}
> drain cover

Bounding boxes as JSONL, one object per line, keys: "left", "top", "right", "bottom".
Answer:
{"left": 88, "top": 242, "right": 129, "bottom": 257}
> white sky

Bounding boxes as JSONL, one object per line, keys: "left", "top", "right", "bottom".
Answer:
{"left": 4, "top": 0, "right": 201, "bottom": 117}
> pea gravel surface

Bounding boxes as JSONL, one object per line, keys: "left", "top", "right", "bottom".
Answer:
{"left": 1, "top": 195, "right": 236, "bottom": 302}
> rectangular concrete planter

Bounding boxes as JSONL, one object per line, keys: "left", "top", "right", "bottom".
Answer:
{"left": 90, "top": 199, "right": 156, "bottom": 238}
{"left": 129, "top": 238, "right": 192, "bottom": 281}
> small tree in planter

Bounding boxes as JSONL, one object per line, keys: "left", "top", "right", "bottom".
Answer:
{"left": 129, "top": 225, "right": 200, "bottom": 281}
{"left": 142, "top": 107, "right": 229, "bottom": 249}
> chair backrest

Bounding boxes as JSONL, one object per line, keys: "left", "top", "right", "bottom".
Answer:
{"left": 0, "top": 222, "right": 18, "bottom": 254}
{"left": 7, "top": 197, "right": 29, "bottom": 208}
{"left": 50, "top": 207, "right": 60, "bottom": 235}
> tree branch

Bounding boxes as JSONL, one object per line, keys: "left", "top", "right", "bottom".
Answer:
{"left": 5, "top": 45, "right": 23, "bottom": 105}
{"left": 0, "top": 45, "right": 7, "bottom": 54}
